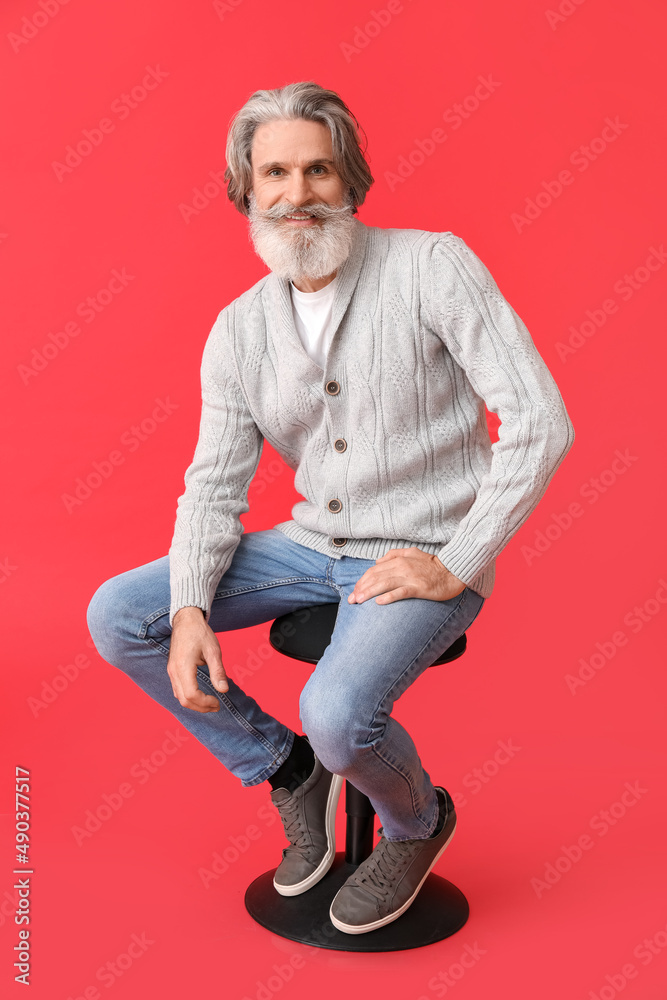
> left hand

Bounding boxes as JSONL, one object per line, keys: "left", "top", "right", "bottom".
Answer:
{"left": 348, "top": 547, "right": 467, "bottom": 605}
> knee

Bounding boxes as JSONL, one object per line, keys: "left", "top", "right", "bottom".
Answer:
{"left": 86, "top": 573, "right": 138, "bottom": 665}
{"left": 299, "top": 679, "right": 369, "bottom": 774}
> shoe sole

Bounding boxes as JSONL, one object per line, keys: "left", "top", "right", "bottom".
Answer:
{"left": 329, "top": 795, "right": 456, "bottom": 934}
{"left": 273, "top": 772, "right": 344, "bottom": 897}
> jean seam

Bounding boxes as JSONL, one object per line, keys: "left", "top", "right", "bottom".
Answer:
{"left": 213, "top": 575, "right": 330, "bottom": 599}
{"left": 139, "top": 605, "right": 171, "bottom": 635}
{"left": 137, "top": 576, "right": 335, "bottom": 639}
{"left": 143, "top": 636, "right": 170, "bottom": 656}
{"left": 368, "top": 745, "right": 436, "bottom": 839}
{"left": 365, "top": 587, "right": 478, "bottom": 833}
{"left": 196, "top": 669, "right": 294, "bottom": 783}
{"left": 366, "top": 587, "right": 472, "bottom": 742}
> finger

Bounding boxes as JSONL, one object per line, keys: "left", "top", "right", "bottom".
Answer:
{"left": 167, "top": 661, "right": 186, "bottom": 704}
{"left": 351, "top": 568, "right": 386, "bottom": 603}
{"left": 180, "top": 664, "right": 220, "bottom": 713}
{"left": 349, "top": 568, "right": 373, "bottom": 602}
{"left": 183, "top": 688, "right": 221, "bottom": 713}
{"left": 207, "top": 649, "right": 229, "bottom": 694}
{"left": 353, "top": 572, "right": 407, "bottom": 604}
{"left": 374, "top": 586, "right": 411, "bottom": 604}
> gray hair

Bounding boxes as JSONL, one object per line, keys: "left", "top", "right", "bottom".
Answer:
{"left": 223, "top": 81, "right": 374, "bottom": 217}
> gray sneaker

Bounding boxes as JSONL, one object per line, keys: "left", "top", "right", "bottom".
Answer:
{"left": 271, "top": 754, "right": 344, "bottom": 897}
{"left": 329, "top": 787, "right": 456, "bottom": 934}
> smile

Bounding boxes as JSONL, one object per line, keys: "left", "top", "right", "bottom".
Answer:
{"left": 284, "top": 213, "right": 319, "bottom": 224}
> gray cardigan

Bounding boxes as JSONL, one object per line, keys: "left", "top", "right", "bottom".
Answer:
{"left": 168, "top": 219, "right": 575, "bottom": 625}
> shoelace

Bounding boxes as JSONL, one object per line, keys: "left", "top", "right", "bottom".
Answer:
{"left": 346, "top": 833, "right": 416, "bottom": 901}
{"left": 275, "top": 795, "right": 310, "bottom": 853}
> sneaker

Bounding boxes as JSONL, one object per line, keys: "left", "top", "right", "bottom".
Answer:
{"left": 271, "top": 753, "right": 344, "bottom": 897}
{"left": 329, "top": 786, "right": 455, "bottom": 934}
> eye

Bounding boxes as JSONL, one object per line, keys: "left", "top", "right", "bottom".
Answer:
{"left": 268, "top": 168, "right": 283, "bottom": 177}
{"left": 310, "top": 165, "right": 327, "bottom": 174}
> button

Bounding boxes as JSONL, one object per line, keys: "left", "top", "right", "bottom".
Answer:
{"left": 325, "top": 380, "right": 340, "bottom": 395}
{"left": 334, "top": 438, "right": 347, "bottom": 453}
{"left": 331, "top": 537, "right": 347, "bottom": 547}
{"left": 327, "top": 498, "right": 342, "bottom": 513}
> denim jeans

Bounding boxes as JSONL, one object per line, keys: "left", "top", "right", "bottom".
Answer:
{"left": 87, "top": 528, "right": 485, "bottom": 841}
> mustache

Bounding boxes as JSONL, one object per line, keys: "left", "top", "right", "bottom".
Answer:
{"left": 254, "top": 200, "right": 354, "bottom": 221}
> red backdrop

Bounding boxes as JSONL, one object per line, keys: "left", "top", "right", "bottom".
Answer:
{"left": 2, "top": 1, "right": 665, "bottom": 997}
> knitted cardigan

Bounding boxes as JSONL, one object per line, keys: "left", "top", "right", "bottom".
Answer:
{"left": 168, "top": 219, "right": 575, "bottom": 624}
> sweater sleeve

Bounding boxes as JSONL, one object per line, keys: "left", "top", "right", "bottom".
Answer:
{"left": 422, "top": 234, "right": 575, "bottom": 586}
{"left": 168, "top": 307, "right": 263, "bottom": 625}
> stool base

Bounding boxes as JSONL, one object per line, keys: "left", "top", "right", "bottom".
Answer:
{"left": 245, "top": 852, "right": 469, "bottom": 952}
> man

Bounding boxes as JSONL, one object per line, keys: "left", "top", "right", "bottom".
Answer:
{"left": 87, "top": 81, "right": 575, "bottom": 935}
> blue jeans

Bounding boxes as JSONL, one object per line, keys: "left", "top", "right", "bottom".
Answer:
{"left": 86, "top": 529, "right": 485, "bottom": 841}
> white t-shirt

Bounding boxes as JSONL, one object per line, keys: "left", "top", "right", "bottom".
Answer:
{"left": 289, "top": 275, "right": 338, "bottom": 371}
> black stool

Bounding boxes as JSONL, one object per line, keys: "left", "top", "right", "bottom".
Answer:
{"left": 244, "top": 603, "right": 469, "bottom": 952}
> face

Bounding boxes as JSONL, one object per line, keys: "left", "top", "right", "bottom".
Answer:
{"left": 249, "top": 118, "right": 348, "bottom": 223}
{"left": 245, "top": 118, "right": 357, "bottom": 285}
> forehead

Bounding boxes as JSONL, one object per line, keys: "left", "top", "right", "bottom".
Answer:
{"left": 251, "top": 119, "right": 333, "bottom": 168}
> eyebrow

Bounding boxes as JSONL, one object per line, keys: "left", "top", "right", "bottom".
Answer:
{"left": 256, "top": 158, "right": 336, "bottom": 172}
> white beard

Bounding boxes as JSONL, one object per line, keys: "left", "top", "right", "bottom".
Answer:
{"left": 247, "top": 192, "right": 356, "bottom": 281}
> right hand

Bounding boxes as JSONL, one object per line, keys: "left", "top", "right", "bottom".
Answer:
{"left": 167, "top": 606, "right": 229, "bottom": 713}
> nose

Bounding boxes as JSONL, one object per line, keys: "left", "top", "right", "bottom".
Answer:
{"left": 284, "top": 169, "right": 314, "bottom": 208}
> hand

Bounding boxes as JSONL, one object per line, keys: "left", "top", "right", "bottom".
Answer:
{"left": 348, "top": 547, "right": 467, "bottom": 605}
{"left": 167, "top": 607, "right": 229, "bottom": 713}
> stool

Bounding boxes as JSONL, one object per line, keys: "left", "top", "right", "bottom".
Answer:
{"left": 244, "top": 602, "right": 469, "bottom": 952}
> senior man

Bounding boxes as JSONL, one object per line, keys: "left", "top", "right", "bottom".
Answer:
{"left": 87, "top": 81, "right": 575, "bottom": 935}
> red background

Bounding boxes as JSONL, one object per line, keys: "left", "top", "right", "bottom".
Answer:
{"left": 2, "top": 0, "right": 666, "bottom": 997}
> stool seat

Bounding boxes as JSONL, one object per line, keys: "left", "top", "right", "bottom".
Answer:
{"left": 244, "top": 601, "right": 470, "bottom": 952}
{"left": 268, "top": 601, "right": 467, "bottom": 665}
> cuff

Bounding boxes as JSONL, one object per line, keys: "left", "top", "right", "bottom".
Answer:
{"left": 434, "top": 534, "right": 493, "bottom": 587}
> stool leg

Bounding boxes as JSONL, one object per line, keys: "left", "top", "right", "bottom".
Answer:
{"left": 344, "top": 780, "right": 375, "bottom": 865}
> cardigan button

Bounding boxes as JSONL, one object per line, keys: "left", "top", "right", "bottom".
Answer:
{"left": 334, "top": 438, "right": 347, "bottom": 453}
{"left": 327, "top": 498, "right": 342, "bottom": 513}
{"left": 325, "top": 380, "right": 340, "bottom": 395}
{"left": 331, "top": 537, "right": 347, "bottom": 547}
